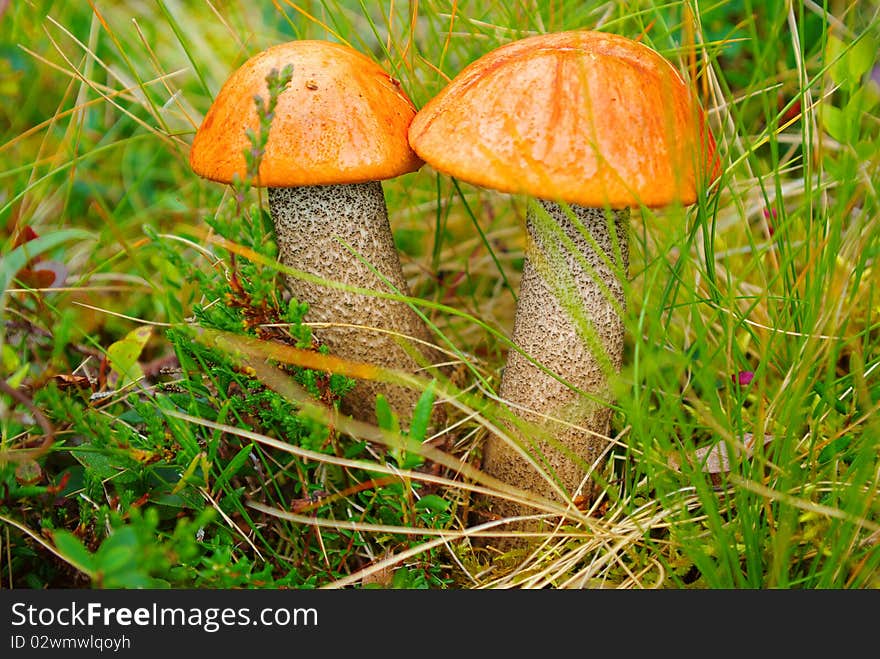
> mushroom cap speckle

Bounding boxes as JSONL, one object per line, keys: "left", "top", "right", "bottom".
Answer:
{"left": 408, "top": 31, "right": 719, "bottom": 208}
{"left": 190, "top": 40, "right": 423, "bottom": 186}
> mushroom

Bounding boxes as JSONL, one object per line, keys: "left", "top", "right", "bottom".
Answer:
{"left": 190, "top": 40, "right": 444, "bottom": 426}
{"left": 408, "top": 31, "right": 718, "bottom": 524}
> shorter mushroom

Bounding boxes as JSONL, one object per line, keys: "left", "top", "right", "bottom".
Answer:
{"left": 409, "top": 31, "right": 718, "bottom": 527}
{"left": 190, "top": 40, "right": 444, "bottom": 427}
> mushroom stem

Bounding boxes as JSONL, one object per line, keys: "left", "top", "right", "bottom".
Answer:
{"left": 483, "top": 201, "right": 629, "bottom": 524}
{"left": 268, "top": 181, "right": 443, "bottom": 426}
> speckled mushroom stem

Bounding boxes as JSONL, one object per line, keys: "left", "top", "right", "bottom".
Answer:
{"left": 268, "top": 181, "right": 443, "bottom": 427}
{"left": 482, "top": 201, "right": 629, "bottom": 528}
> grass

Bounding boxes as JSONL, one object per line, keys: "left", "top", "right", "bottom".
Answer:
{"left": 1, "top": 0, "right": 878, "bottom": 589}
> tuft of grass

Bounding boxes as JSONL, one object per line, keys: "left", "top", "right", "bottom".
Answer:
{"left": 1, "top": 0, "right": 878, "bottom": 589}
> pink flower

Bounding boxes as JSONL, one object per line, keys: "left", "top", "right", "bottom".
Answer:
{"left": 733, "top": 371, "right": 755, "bottom": 386}
{"left": 762, "top": 208, "right": 777, "bottom": 237}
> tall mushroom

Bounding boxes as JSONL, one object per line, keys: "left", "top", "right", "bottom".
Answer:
{"left": 190, "top": 40, "right": 445, "bottom": 427}
{"left": 408, "top": 31, "right": 718, "bottom": 525}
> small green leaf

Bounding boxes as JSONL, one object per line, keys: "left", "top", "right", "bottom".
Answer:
{"left": 828, "top": 34, "right": 877, "bottom": 92}
{"left": 72, "top": 447, "right": 124, "bottom": 480}
{"left": 391, "top": 567, "right": 413, "bottom": 588}
{"left": 408, "top": 380, "right": 436, "bottom": 443}
{"left": 818, "top": 435, "right": 853, "bottom": 463}
{"left": 52, "top": 530, "right": 96, "bottom": 575}
{"left": 1, "top": 344, "right": 19, "bottom": 371}
{"left": 95, "top": 527, "right": 140, "bottom": 574}
{"left": 845, "top": 34, "right": 877, "bottom": 82}
{"left": 6, "top": 359, "right": 29, "bottom": 389}
{"left": 343, "top": 439, "right": 369, "bottom": 459}
{"left": 847, "top": 85, "right": 880, "bottom": 117}
{"left": 399, "top": 450, "right": 424, "bottom": 471}
{"left": 826, "top": 36, "right": 847, "bottom": 88}
{"left": 821, "top": 105, "right": 848, "bottom": 143}
{"left": 374, "top": 394, "right": 399, "bottom": 434}
{"left": 415, "top": 494, "right": 449, "bottom": 513}
{"left": 812, "top": 380, "right": 850, "bottom": 416}
{"left": 107, "top": 326, "right": 153, "bottom": 386}
{"left": 213, "top": 444, "right": 253, "bottom": 493}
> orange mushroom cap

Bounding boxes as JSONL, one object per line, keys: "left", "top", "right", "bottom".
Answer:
{"left": 190, "top": 40, "right": 423, "bottom": 187}
{"left": 409, "top": 31, "right": 719, "bottom": 208}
